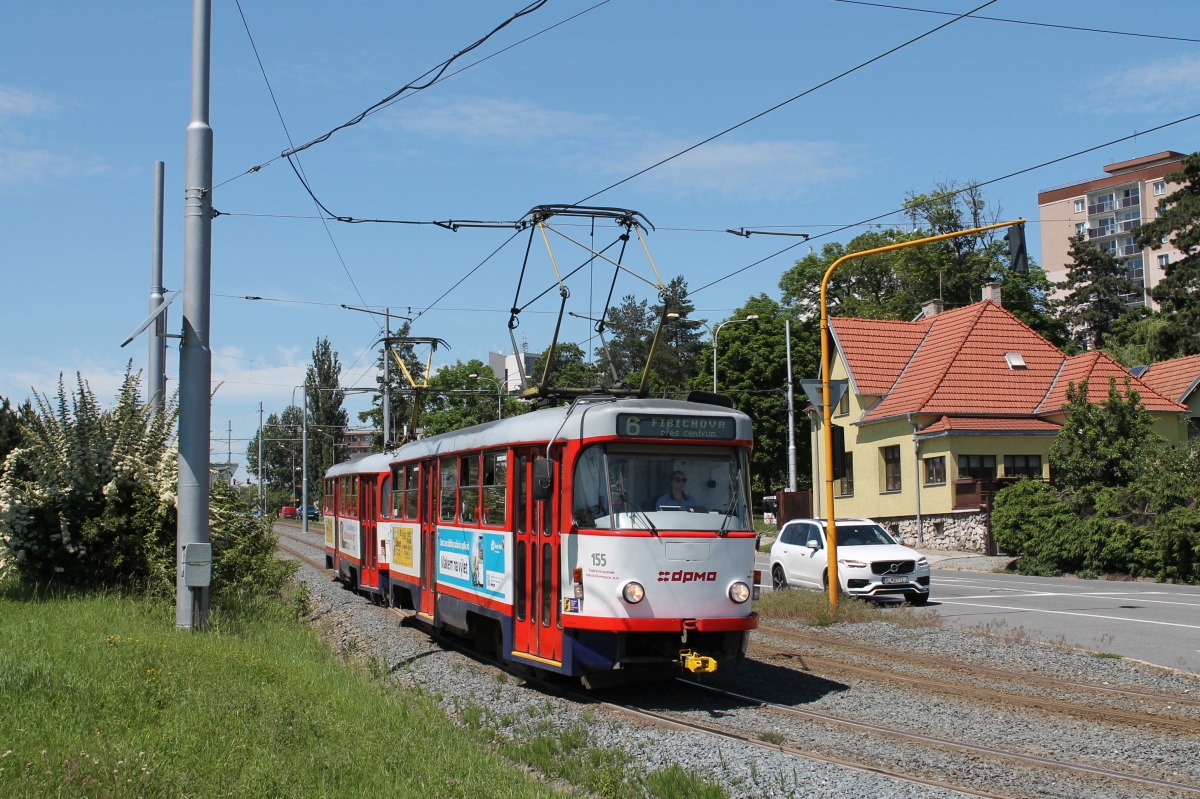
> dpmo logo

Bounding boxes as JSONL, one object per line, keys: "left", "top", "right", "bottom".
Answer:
{"left": 658, "top": 570, "right": 717, "bottom": 583}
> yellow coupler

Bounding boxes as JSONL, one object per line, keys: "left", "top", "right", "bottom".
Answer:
{"left": 679, "top": 649, "right": 718, "bottom": 673}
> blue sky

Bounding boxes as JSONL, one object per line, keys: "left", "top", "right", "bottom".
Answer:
{"left": 3, "top": 1, "right": 1199, "bottom": 478}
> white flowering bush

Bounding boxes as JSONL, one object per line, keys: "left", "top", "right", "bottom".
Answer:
{"left": 0, "top": 370, "right": 177, "bottom": 590}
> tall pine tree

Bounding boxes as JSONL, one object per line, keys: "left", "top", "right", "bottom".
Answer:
{"left": 1135, "top": 151, "right": 1200, "bottom": 358}
{"left": 1055, "top": 234, "right": 1137, "bottom": 351}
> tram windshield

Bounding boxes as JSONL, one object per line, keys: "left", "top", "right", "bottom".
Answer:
{"left": 572, "top": 444, "right": 753, "bottom": 532}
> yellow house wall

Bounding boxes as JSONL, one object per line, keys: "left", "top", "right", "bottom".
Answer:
{"left": 810, "top": 354, "right": 1191, "bottom": 522}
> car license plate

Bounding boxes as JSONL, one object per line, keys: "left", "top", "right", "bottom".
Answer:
{"left": 882, "top": 575, "right": 908, "bottom": 584}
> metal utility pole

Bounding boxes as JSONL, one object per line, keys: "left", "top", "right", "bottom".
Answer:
{"left": 382, "top": 307, "right": 391, "bottom": 448}
{"left": 257, "top": 403, "right": 264, "bottom": 515}
{"left": 148, "top": 161, "right": 168, "bottom": 409}
{"left": 176, "top": 0, "right": 214, "bottom": 631}
{"left": 785, "top": 318, "right": 797, "bottom": 492}
{"left": 302, "top": 388, "right": 309, "bottom": 534}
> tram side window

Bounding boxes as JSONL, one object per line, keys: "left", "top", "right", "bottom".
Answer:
{"left": 404, "top": 465, "right": 420, "bottom": 520}
{"left": 482, "top": 451, "right": 507, "bottom": 526}
{"left": 440, "top": 457, "right": 457, "bottom": 522}
{"left": 380, "top": 474, "right": 391, "bottom": 519}
{"left": 390, "top": 465, "right": 405, "bottom": 518}
{"left": 323, "top": 479, "right": 335, "bottom": 515}
{"left": 459, "top": 454, "right": 480, "bottom": 523}
{"left": 340, "top": 476, "right": 358, "bottom": 517}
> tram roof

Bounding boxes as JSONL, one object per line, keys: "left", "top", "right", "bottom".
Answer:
{"left": 325, "top": 397, "right": 751, "bottom": 478}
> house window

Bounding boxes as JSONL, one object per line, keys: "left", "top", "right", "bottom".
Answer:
{"left": 1154, "top": 181, "right": 1166, "bottom": 196}
{"left": 1004, "top": 455, "right": 1043, "bottom": 478}
{"left": 958, "top": 454, "right": 996, "bottom": 480}
{"left": 1073, "top": 198, "right": 1085, "bottom": 213}
{"left": 837, "top": 452, "right": 854, "bottom": 497}
{"left": 924, "top": 456, "right": 946, "bottom": 485}
{"left": 1158, "top": 254, "right": 1171, "bottom": 268}
{"left": 1075, "top": 222, "right": 1085, "bottom": 236}
{"left": 882, "top": 446, "right": 901, "bottom": 492}
{"left": 837, "top": 391, "right": 850, "bottom": 416}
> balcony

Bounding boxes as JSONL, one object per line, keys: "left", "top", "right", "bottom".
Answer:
{"left": 1087, "top": 226, "right": 1115, "bottom": 240}
{"left": 1120, "top": 243, "right": 1142, "bottom": 256}
{"left": 1119, "top": 195, "right": 1140, "bottom": 208}
{"left": 1118, "top": 219, "right": 1140, "bottom": 233}
{"left": 1088, "top": 201, "right": 1114, "bottom": 215}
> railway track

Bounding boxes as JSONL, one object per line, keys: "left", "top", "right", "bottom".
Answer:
{"left": 272, "top": 522, "right": 1200, "bottom": 798}
{"left": 751, "top": 625, "right": 1200, "bottom": 734}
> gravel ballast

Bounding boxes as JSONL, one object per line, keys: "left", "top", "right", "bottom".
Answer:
{"left": 285, "top": 537, "right": 1200, "bottom": 799}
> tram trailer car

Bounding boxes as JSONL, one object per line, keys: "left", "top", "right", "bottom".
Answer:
{"left": 322, "top": 396, "right": 759, "bottom": 683}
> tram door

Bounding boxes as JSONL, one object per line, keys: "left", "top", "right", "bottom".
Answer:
{"left": 418, "top": 460, "right": 438, "bottom": 620}
{"left": 512, "top": 448, "right": 563, "bottom": 666}
{"left": 360, "top": 476, "right": 379, "bottom": 590}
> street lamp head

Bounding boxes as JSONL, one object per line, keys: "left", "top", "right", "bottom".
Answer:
{"left": 745, "top": 314, "right": 759, "bottom": 321}
{"left": 468, "top": 373, "right": 479, "bottom": 379}
{"left": 666, "top": 312, "right": 680, "bottom": 319}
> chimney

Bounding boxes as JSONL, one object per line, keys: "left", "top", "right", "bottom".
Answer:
{"left": 982, "top": 281, "right": 1002, "bottom": 305}
{"left": 920, "top": 298, "right": 944, "bottom": 318}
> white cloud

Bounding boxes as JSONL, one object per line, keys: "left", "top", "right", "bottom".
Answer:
{"left": 387, "top": 95, "right": 865, "bottom": 199}
{"left": 1079, "top": 53, "right": 1200, "bottom": 115}
{"left": 391, "top": 96, "right": 610, "bottom": 147}
{"left": 0, "top": 85, "right": 58, "bottom": 120}
{"left": 628, "top": 138, "right": 865, "bottom": 201}
{"left": 0, "top": 148, "right": 109, "bottom": 186}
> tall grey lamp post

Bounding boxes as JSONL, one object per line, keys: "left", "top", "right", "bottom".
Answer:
{"left": 468, "top": 373, "right": 503, "bottom": 419}
{"left": 712, "top": 315, "right": 759, "bottom": 393}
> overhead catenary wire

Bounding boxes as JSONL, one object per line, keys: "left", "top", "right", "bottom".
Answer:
{"left": 833, "top": 0, "right": 1200, "bottom": 44}
{"left": 691, "top": 110, "right": 1200, "bottom": 295}
{"left": 233, "top": 0, "right": 368, "bottom": 309}
{"left": 572, "top": 0, "right": 999, "bottom": 206}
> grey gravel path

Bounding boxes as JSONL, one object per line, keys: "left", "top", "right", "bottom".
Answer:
{"left": 284, "top": 531, "right": 1200, "bottom": 799}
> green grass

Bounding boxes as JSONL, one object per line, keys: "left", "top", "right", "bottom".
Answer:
{"left": 0, "top": 582, "right": 563, "bottom": 798}
{"left": 755, "top": 586, "right": 938, "bottom": 627}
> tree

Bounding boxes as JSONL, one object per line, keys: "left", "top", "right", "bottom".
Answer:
{"left": 1055, "top": 235, "right": 1138, "bottom": 351}
{"left": 1134, "top": 151, "right": 1200, "bottom": 358}
{"left": 1049, "top": 377, "right": 1159, "bottom": 491}
{"left": 594, "top": 294, "right": 652, "bottom": 385}
{"left": 778, "top": 181, "right": 1063, "bottom": 344}
{"left": 418, "top": 359, "right": 522, "bottom": 436}
{"left": 305, "top": 337, "right": 348, "bottom": 498}
{"left": 651, "top": 276, "right": 706, "bottom": 392}
{"left": 359, "top": 321, "right": 427, "bottom": 449}
{"left": 0, "top": 370, "right": 177, "bottom": 588}
{"left": 246, "top": 404, "right": 305, "bottom": 503}
{"left": 0, "top": 395, "right": 27, "bottom": 469}
{"left": 528, "top": 342, "right": 600, "bottom": 394}
{"left": 699, "top": 296, "right": 819, "bottom": 495}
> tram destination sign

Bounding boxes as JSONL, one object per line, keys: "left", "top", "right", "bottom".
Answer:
{"left": 616, "top": 413, "right": 736, "bottom": 440}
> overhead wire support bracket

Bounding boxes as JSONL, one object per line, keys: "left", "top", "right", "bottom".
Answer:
{"left": 726, "top": 228, "right": 811, "bottom": 240}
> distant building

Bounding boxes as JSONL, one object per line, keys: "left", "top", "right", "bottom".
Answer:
{"left": 343, "top": 428, "right": 378, "bottom": 458}
{"left": 1038, "top": 151, "right": 1188, "bottom": 309}
{"left": 488, "top": 350, "right": 539, "bottom": 393}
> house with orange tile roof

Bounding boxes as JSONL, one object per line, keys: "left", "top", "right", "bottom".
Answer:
{"left": 809, "top": 297, "right": 1190, "bottom": 552}
{"left": 1135, "top": 354, "right": 1200, "bottom": 439}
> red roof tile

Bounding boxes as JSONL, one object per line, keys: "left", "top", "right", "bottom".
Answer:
{"left": 1138, "top": 354, "right": 1200, "bottom": 404}
{"left": 830, "top": 300, "right": 1186, "bottom": 423}
{"left": 1039, "top": 351, "right": 1185, "bottom": 413}
{"left": 917, "top": 416, "right": 1061, "bottom": 435}
{"left": 829, "top": 317, "right": 928, "bottom": 395}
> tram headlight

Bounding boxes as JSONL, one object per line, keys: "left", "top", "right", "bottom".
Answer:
{"left": 621, "top": 581, "right": 645, "bottom": 604}
{"left": 728, "top": 581, "right": 751, "bottom": 604}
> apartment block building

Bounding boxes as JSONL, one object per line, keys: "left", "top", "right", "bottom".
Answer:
{"left": 1037, "top": 150, "right": 1187, "bottom": 309}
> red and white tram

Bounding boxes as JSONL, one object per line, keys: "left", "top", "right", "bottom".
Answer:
{"left": 322, "top": 395, "right": 758, "bottom": 682}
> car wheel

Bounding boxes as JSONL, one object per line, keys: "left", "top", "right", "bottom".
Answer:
{"left": 771, "top": 565, "right": 788, "bottom": 590}
{"left": 907, "top": 590, "right": 931, "bottom": 606}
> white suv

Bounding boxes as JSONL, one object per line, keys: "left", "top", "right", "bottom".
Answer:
{"left": 769, "top": 517, "right": 930, "bottom": 604}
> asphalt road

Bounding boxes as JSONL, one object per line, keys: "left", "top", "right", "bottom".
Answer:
{"left": 928, "top": 569, "right": 1200, "bottom": 675}
{"left": 755, "top": 551, "right": 1200, "bottom": 676}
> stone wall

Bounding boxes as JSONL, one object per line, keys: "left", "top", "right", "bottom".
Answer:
{"left": 875, "top": 511, "right": 992, "bottom": 553}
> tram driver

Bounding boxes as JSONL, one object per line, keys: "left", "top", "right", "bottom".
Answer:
{"left": 655, "top": 470, "right": 698, "bottom": 511}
